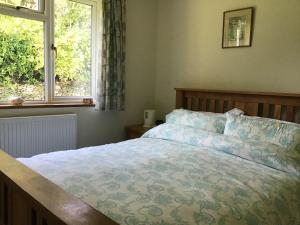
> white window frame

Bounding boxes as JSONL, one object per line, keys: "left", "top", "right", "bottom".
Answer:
{"left": 0, "top": 0, "right": 98, "bottom": 104}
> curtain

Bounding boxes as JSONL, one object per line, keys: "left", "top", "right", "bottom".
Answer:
{"left": 96, "top": 0, "right": 126, "bottom": 111}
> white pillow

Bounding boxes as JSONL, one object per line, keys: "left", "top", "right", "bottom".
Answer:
{"left": 224, "top": 114, "right": 300, "bottom": 151}
{"left": 166, "top": 109, "right": 226, "bottom": 133}
{"left": 226, "top": 108, "right": 245, "bottom": 116}
{"left": 165, "top": 108, "right": 245, "bottom": 134}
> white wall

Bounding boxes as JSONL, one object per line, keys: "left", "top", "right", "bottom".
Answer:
{"left": 155, "top": 0, "right": 300, "bottom": 118}
{"left": 0, "top": 0, "right": 158, "bottom": 148}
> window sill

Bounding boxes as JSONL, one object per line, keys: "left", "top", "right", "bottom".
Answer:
{"left": 0, "top": 103, "right": 95, "bottom": 109}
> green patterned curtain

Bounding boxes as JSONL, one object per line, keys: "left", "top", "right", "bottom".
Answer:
{"left": 96, "top": 0, "right": 126, "bottom": 111}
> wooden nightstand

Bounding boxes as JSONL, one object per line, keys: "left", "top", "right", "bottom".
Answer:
{"left": 125, "top": 125, "right": 154, "bottom": 139}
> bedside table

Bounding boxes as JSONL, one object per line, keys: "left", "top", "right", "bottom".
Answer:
{"left": 125, "top": 125, "right": 154, "bottom": 139}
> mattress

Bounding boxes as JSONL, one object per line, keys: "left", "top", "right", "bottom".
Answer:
{"left": 18, "top": 135, "right": 300, "bottom": 225}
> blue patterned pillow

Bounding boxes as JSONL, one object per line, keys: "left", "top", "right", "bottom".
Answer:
{"left": 166, "top": 109, "right": 226, "bottom": 133}
{"left": 224, "top": 114, "right": 300, "bottom": 151}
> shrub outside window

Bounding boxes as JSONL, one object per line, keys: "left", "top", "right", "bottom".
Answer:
{"left": 0, "top": 0, "right": 98, "bottom": 104}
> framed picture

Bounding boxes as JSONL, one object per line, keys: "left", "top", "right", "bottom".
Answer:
{"left": 222, "top": 7, "right": 254, "bottom": 48}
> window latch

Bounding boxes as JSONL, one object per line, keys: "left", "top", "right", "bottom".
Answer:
{"left": 51, "top": 44, "right": 58, "bottom": 58}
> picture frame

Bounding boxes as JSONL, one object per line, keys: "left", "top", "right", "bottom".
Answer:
{"left": 222, "top": 7, "right": 254, "bottom": 48}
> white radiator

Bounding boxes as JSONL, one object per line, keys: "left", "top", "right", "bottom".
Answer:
{"left": 0, "top": 114, "right": 77, "bottom": 158}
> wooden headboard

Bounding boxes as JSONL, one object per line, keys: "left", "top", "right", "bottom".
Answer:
{"left": 175, "top": 88, "right": 300, "bottom": 123}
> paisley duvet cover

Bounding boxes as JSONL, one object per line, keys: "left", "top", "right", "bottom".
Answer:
{"left": 19, "top": 126, "right": 300, "bottom": 225}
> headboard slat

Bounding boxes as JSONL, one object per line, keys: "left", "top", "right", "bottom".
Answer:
{"left": 201, "top": 99, "right": 207, "bottom": 111}
{"left": 187, "top": 98, "right": 192, "bottom": 110}
{"left": 175, "top": 88, "right": 300, "bottom": 123}
{"left": 209, "top": 99, "right": 216, "bottom": 112}
{"left": 245, "top": 103, "right": 259, "bottom": 116}
{"left": 234, "top": 102, "right": 246, "bottom": 111}
{"left": 274, "top": 105, "right": 282, "bottom": 120}
{"left": 192, "top": 98, "right": 200, "bottom": 111}
{"left": 286, "top": 106, "right": 294, "bottom": 122}
{"left": 263, "top": 104, "right": 270, "bottom": 118}
{"left": 227, "top": 101, "right": 234, "bottom": 111}
{"left": 218, "top": 100, "right": 225, "bottom": 113}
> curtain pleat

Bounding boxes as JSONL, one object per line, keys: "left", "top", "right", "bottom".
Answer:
{"left": 96, "top": 0, "right": 126, "bottom": 111}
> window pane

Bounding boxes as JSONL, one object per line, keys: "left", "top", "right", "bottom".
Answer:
{"left": 54, "top": 0, "right": 92, "bottom": 97}
{"left": 0, "top": 0, "right": 40, "bottom": 11}
{"left": 0, "top": 14, "right": 45, "bottom": 101}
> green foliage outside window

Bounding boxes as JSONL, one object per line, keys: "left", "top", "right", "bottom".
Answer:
{"left": 0, "top": 0, "right": 92, "bottom": 101}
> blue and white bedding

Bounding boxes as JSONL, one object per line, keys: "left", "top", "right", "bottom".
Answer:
{"left": 19, "top": 124, "right": 300, "bottom": 225}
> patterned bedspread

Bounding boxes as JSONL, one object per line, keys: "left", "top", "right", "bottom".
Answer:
{"left": 19, "top": 137, "right": 300, "bottom": 225}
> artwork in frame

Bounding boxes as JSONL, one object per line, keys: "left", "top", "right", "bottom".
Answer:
{"left": 222, "top": 7, "right": 254, "bottom": 48}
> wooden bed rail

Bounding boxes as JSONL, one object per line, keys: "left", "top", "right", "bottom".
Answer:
{"left": 0, "top": 150, "right": 118, "bottom": 225}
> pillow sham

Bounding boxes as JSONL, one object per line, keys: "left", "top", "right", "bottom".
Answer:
{"left": 224, "top": 114, "right": 300, "bottom": 151}
{"left": 226, "top": 108, "right": 244, "bottom": 116}
{"left": 166, "top": 108, "right": 244, "bottom": 134}
{"left": 143, "top": 123, "right": 300, "bottom": 176}
{"left": 166, "top": 109, "right": 226, "bottom": 133}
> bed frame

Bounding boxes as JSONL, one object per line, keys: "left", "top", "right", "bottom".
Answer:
{"left": 0, "top": 151, "right": 118, "bottom": 225}
{"left": 175, "top": 88, "right": 300, "bottom": 123}
{"left": 1, "top": 89, "right": 300, "bottom": 225}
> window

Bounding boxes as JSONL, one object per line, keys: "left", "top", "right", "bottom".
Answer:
{"left": 0, "top": 0, "right": 41, "bottom": 11}
{"left": 0, "top": 0, "right": 98, "bottom": 104}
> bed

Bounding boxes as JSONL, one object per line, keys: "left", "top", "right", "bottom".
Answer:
{"left": 1, "top": 89, "right": 300, "bottom": 225}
